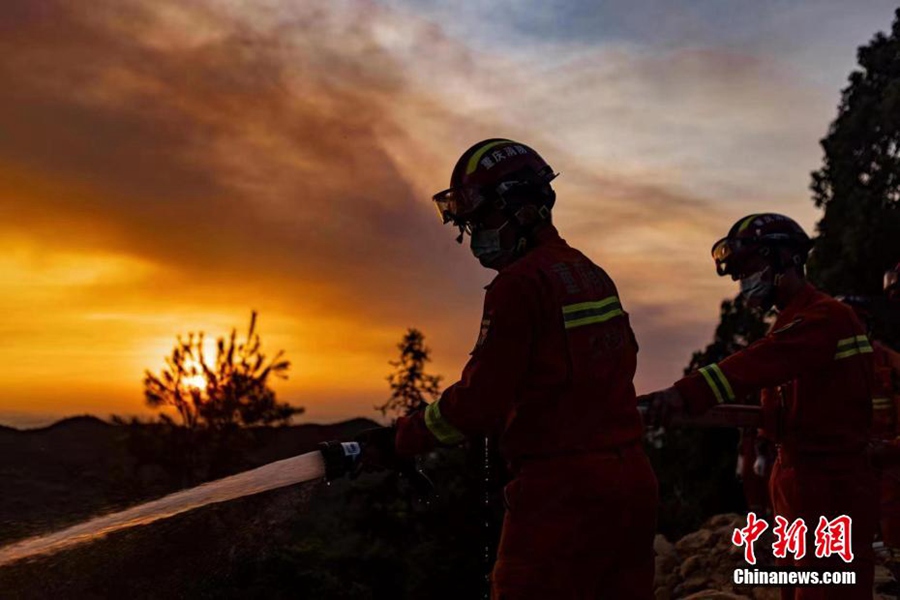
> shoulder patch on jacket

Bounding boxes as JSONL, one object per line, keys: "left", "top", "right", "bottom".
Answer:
{"left": 771, "top": 318, "right": 802, "bottom": 335}
{"left": 471, "top": 315, "right": 492, "bottom": 354}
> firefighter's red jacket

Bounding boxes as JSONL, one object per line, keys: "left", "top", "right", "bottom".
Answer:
{"left": 395, "top": 225, "right": 644, "bottom": 468}
{"left": 675, "top": 283, "right": 874, "bottom": 456}
{"left": 872, "top": 341, "right": 900, "bottom": 441}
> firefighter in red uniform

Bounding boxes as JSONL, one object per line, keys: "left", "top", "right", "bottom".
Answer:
{"left": 866, "top": 265, "right": 900, "bottom": 584}
{"left": 390, "top": 139, "right": 659, "bottom": 599}
{"left": 840, "top": 295, "right": 900, "bottom": 567}
{"left": 643, "top": 213, "right": 877, "bottom": 600}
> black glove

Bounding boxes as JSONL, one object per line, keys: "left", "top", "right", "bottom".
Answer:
{"left": 317, "top": 426, "right": 398, "bottom": 481}
{"left": 319, "top": 426, "right": 434, "bottom": 498}
{"left": 355, "top": 426, "right": 434, "bottom": 498}
{"left": 354, "top": 426, "right": 402, "bottom": 473}
{"left": 637, "top": 387, "right": 685, "bottom": 429}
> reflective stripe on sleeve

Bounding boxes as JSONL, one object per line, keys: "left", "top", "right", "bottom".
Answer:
{"left": 698, "top": 363, "right": 735, "bottom": 404}
{"left": 424, "top": 400, "right": 466, "bottom": 445}
{"left": 873, "top": 397, "right": 893, "bottom": 410}
{"left": 562, "top": 296, "right": 624, "bottom": 329}
{"left": 835, "top": 335, "right": 874, "bottom": 360}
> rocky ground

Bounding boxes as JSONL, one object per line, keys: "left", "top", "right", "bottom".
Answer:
{"left": 654, "top": 513, "right": 900, "bottom": 600}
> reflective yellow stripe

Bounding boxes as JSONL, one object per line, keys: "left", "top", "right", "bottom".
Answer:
{"left": 562, "top": 297, "right": 620, "bottom": 314}
{"left": 710, "top": 364, "right": 736, "bottom": 402}
{"left": 699, "top": 364, "right": 735, "bottom": 404}
{"left": 836, "top": 335, "right": 871, "bottom": 349}
{"left": 562, "top": 296, "right": 624, "bottom": 329}
{"left": 565, "top": 310, "right": 624, "bottom": 329}
{"left": 835, "top": 348, "right": 871, "bottom": 359}
{"left": 466, "top": 140, "right": 512, "bottom": 175}
{"left": 835, "top": 335, "right": 874, "bottom": 360}
{"left": 699, "top": 368, "right": 724, "bottom": 404}
{"left": 737, "top": 214, "right": 760, "bottom": 233}
{"left": 424, "top": 400, "right": 465, "bottom": 445}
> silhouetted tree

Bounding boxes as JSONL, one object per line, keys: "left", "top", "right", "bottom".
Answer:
{"left": 808, "top": 8, "right": 900, "bottom": 296}
{"left": 377, "top": 328, "right": 442, "bottom": 418}
{"left": 126, "top": 311, "right": 302, "bottom": 484}
{"left": 685, "top": 295, "right": 773, "bottom": 377}
{"left": 144, "top": 310, "right": 302, "bottom": 430}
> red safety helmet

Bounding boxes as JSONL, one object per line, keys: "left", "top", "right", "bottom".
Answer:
{"left": 711, "top": 213, "right": 812, "bottom": 279}
{"left": 432, "top": 138, "right": 557, "bottom": 228}
{"left": 886, "top": 262, "right": 900, "bottom": 301}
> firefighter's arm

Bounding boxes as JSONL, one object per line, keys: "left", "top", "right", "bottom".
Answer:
{"left": 674, "top": 306, "right": 839, "bottom": 415}
{"left": 395, "top": 273, "right": 535, "bottom": 457}
{"left": 877, "top": 341, "right": 900, "bottom": 374}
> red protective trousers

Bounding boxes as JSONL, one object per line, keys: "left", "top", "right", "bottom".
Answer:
{"left": 871, "top": 341, "right": 900, "bottom": 549}
{"left": 491, "top": 446, "right": 658, "bottom": 600}
{"left": 770, "top": 453, "right": 877, "bottom": 600}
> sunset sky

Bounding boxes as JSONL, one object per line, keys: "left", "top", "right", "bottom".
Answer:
{"left": 1, "top": 0, "right": 897, "bottom": 427}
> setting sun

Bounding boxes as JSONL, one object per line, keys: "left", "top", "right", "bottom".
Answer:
{"left": 181, "top": 372, "right": 207, "bottom": 391}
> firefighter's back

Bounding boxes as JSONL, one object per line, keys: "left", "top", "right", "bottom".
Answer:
{"left": 499, "top": 231, "right": 645, "bottom": 462}
{"left": 491, "top": 228, "right": 657, "bottom": 600}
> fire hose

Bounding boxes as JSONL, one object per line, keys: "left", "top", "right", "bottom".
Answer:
{"left": 317, "top": 428, "right": 434, "bottom": 496}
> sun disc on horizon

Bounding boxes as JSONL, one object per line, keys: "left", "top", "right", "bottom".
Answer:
{"left": 182, "top": 372, "right": 207, "bottom": 390}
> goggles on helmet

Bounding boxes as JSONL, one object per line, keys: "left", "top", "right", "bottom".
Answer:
{"left": 432, "top": 186, "right": 489, "bottom": 226}
{"left": 432, "top": 179, "right": 543, "bottom": 227}
{"left": 711, "top": 237, "right": 751, "bottom": 277}
{"left": 712, "top": 232, "right": 808, "bottom": 278}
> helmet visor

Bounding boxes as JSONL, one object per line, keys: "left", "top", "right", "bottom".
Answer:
{"left": 432, "top": 186, "right": 488, "bottom": 225}
{"left": 885, "top": 269, "right": 900, "bottom": 292}
{"left": 711, "top": 237, "right": 737, "bottom": 277}
{"left": 711, "top": 237, "right": 761, "bottom": 277}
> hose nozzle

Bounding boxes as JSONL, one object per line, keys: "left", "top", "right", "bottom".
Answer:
{"left": 317, "top": 440, "right": 362, "bottom": 481}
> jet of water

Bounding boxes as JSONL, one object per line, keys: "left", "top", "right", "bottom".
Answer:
{"left": 0, "top": 450, "right": 327, "bottom": 567}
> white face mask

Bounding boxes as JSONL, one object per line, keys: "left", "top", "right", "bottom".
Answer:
{"left": 740, "top": 266, "right": 775, "bottom": 309}
{"left": 469, "top": 221, "right": 511, "bottom": 268}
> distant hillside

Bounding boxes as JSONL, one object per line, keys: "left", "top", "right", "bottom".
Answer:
{"left": 30, "top": 415, "right": 112, "bottom": 432}
{"left": 0, "top": 416, "right": 380, "bottom": 544}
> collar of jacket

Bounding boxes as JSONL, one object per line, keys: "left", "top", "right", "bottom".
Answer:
{"left": 531, "top": 222, "right": 564, "bottom": 247}
{"left": 483, "top": 223, "right": 565, "bottom": 289}
{"left": 773, "top": 281, "right": 818, "bottom": 327}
